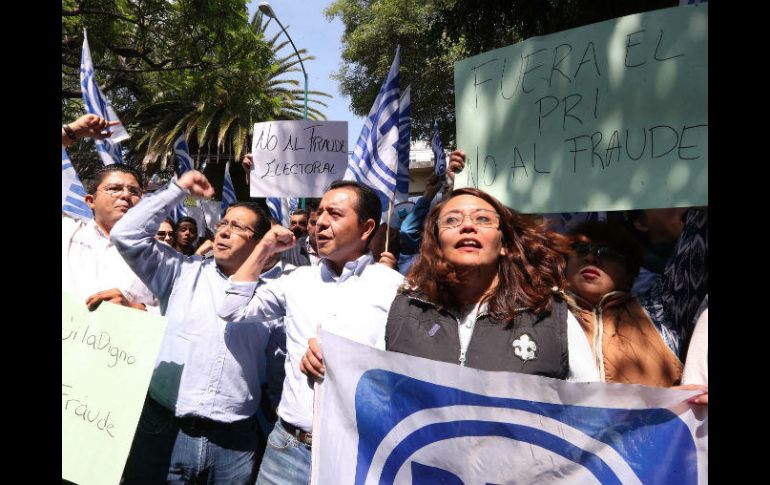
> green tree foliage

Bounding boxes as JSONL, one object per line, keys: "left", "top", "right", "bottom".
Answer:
{"left": 326, "top": 0, "right": 675, "bottom": 145}
{"left": 62, "top": 0, "right": 330, "bottom": 179}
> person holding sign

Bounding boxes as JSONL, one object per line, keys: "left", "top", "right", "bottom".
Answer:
{"left": 216, "top": 180, "right": 404, "bottom": 485}
{"left": 111, "top": 170, "right": 292, "bottom": 484}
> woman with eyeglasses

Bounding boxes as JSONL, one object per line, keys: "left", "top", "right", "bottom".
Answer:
{"left": 383, "top": 188, "right": 598, "bottom": 380}
{"left": 561, "top": 208, "right": 708, "bottom": 394}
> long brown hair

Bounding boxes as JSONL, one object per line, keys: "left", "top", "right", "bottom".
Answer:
{"left": 406, "top": 188, "right": 570, "bottom": 318}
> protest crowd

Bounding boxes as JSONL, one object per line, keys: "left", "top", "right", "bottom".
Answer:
{"left": 63, "top": 110, "right": 707, "bottom": 484}
{"left": 63, "top": 4, "right": 707, "bottom": 483}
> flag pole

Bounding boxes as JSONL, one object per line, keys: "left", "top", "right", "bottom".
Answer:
{"left": 384, "top": 199, "right": 393, "bottom": 254}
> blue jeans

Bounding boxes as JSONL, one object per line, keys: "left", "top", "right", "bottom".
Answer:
{"left": 122, "top": 397, "right": 260, "bottom": 484}
{"left": 255, "top": 420, "right": 311, "bottom": 485}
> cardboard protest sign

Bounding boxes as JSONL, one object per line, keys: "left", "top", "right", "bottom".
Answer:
{"left": 62, "top": 291, "right": 167, "bottom": 485}
{"left": 250, "top": 121, "right": 348, "bottom": 197}
{"left": 454, "top": 5, "right": 708, "bottom": 213}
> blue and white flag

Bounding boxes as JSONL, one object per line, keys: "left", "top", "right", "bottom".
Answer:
{"left": 395, "top": 85, "right": 411, "bottom": 205}
{"left": 431, "top": 120, "right": 447, "bottom": 179}
{"left": 312, "top": 331, "right": 708, "bottom": 485}
{"left": 61, "top": 147, "right": 92, "bottom": 220}
{"left": 80, "top": 30, "right": 129, "bottom": 166}
{"left": 174, "top": 135, "right": 194, "bottom": 174}
{"left": 266, "top": 197, "right": 299, "bottom": 227}
{"left": 344, "top": 46, "right": 401, "bottom": 217}
{"left": 221, "top": 161, "right": 237, "bottom": 216}
{"left": 169, "top": 134, "right": 195, "bottom": 222}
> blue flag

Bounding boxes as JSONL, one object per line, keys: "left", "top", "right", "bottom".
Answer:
{"left": 170, "top": 135, "right": 195, "bottom": 222}
{"left": 267, "top": 197, "right": 299, "bottom": 227}
{"left": 61, "top": 147, "right": 92, "bottom": 220}
{"left": 80, "top": 30, "right": 129, "bottom": 166}
{"left": 344, "top": 46, "right": 401, "bottom": 216}
{"left": 221, "top": 162, "right": 237, "bottom": 216}
{"left": 431, "top": 121, "right": 446, "bottom": 178}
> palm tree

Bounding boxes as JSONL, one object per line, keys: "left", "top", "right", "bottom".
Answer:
{"left": 135, "top": 10, "right": 332, "bottom": 174}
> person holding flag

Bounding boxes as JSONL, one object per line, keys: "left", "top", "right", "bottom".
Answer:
{"left": 80, "top": 30, "right": 129, "bottom": 165}
{"left": 344, "top": 46, "right": 401, "bottom": 226}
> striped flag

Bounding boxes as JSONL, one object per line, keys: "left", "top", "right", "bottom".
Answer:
{"left": 395, "top": 85, "right": 411, "bottom": 204}
{"left": 169, "top": 135, "right": 194, "bottom": 222}
{"left": 61, "top": 147, "right": 92, "bottom": 220}
{"left": 80, "top": 30, "right": 129, "bottom": 166}
{"left": 266, "top": 197, "right": 299, "bottom": 227}
{"left": 221, "top": 161, "right": 237, "bottom": 216}
{"left": 431, "top": 120, "right": 447, "bottom": 178}
{"left": 344, "top": 46, "right": 401, "bottom": 217}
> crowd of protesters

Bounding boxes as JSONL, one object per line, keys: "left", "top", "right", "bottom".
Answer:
{"left": 63, "top": 114, "right": 707, "bottom": 484}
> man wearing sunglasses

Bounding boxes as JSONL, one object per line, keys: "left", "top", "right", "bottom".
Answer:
{"left": 62, "top": 163, "right": 158, "bottom": 313}
{"left": 111, "top": 170, "right": 291, "bottom": 484}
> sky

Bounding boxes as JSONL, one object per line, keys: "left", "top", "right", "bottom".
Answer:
{"left": 247, "top": 0, "right": 365, "bottom": 145}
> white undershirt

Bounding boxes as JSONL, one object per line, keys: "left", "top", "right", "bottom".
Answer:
{"left": 457, "top": 302, "right": 484, "bottom": 365}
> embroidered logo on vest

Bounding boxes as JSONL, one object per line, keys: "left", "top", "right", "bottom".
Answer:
{"left": 512, "top": 334, "right": 537, "bottom": 361}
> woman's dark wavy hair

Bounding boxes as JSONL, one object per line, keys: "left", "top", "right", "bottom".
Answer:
{"left": 406, "top": 188, "right": 571, "bottom": 318}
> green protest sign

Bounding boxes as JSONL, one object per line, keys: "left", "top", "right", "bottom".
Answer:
{"left": 62, "top": 291, "right": 167, "bottom": 485}
{"left": 454, "top": 5, "right": 707, "bottom": 213}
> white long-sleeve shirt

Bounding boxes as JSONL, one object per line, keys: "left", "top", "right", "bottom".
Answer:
{"left": 218, "top": 254, "right": 404, "bottom": 432}
{"left": 62, "top": 215, "right": 158, "bottom": 310}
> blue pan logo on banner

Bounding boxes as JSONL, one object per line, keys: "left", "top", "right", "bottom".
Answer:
{"left": 352, "top": 370, "right": 696, "bottom": 485}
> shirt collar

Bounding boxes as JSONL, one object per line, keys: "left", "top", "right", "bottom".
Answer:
{"left": 320, "top": 253, "right": 374, "bottom": 282}
{"left": 86, "top": 219, "right": 112, "bottom": 245}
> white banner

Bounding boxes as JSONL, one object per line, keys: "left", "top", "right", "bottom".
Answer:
{"left": 250, "top": 121, "right": 348, "bottom": 197}
{"left": 312, "top": 330, "right": 707, "bottom": 485}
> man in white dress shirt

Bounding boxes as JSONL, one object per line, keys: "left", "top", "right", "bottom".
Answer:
{"left": 217, "top": 180, "right": 405, "bottom": 485}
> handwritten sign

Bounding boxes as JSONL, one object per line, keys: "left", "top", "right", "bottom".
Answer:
{"left": 454, "top": 5, "right": 707, "bottom": 213}
{"left": 62, "top": 291, "right": 167, "bottom": 485}
{"left": 250, "top": 121, "right": 348, "bottom": 197}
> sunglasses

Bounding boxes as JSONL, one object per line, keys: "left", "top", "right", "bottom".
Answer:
{"left": 570, "top": 242, "right": 626, "bottom": 263}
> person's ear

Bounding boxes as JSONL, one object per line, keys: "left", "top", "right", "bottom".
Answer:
{"left": 500, "top": 246, "right": 507, "bottom": 256}
{"left": 361, "top": 218, "right": 376, "bottom": 242}
{"left": 85, "top": 193, "right": 96, "bottom": 210}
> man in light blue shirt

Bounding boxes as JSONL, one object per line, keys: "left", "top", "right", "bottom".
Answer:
{"left": 112, "top": 170, "right": 290, "bottom": 484}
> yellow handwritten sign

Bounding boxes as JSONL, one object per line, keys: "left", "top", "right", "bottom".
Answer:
{"left": 62, "top": 291, "right": 167, "bottom": 485}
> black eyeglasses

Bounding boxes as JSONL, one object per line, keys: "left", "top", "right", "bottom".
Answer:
{"left": 570, "top": 242, "right": 626, "bottom": 263}
{"left": 215, "top": 219, "right": 255, "bottom": 236}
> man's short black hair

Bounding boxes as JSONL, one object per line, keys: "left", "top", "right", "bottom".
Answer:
{"left": 291, "top": 208, "right": 309, "bottom": 218}
{"left": 327, "top": 180, "right": 381, "bottom": 242}
{"left": 177, "top": 216, "right": 198, "bottom": 229}
{"left": 85, "top": 165, "right": 144, "bottom": 195}
{"left": 225, "top": 202, "right": 271, "bottom": 240}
